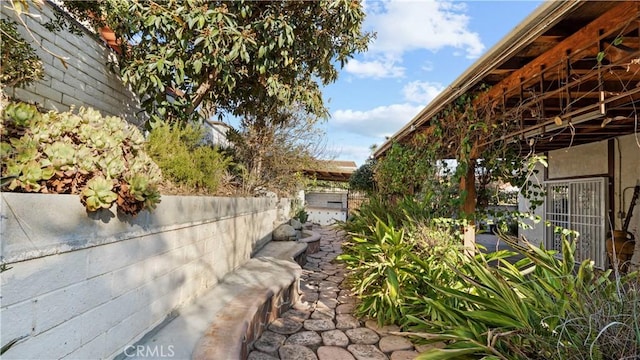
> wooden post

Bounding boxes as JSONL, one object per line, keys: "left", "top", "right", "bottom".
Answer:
{"left": 460, "top": 159, "right": 477, "bottom": 255}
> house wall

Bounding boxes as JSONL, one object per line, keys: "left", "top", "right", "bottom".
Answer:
{"left": 547, "top": 141, "right": 608, "bottom": 179}
{"left": 0, "top": 193, "right": 281, "bottom": 359}
{"left": 1, "top": 3, "right": 143, "bottom": 126}
{"left": 518, "top": 134, "right": 640, "bottom": 266}
{"left": 616, "top": 135, "right": 640, "bottom": 267}
{"left": 306, "top": 208, "right": 348, "bottom": 226}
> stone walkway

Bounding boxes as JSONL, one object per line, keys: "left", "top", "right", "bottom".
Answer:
{"left": 247, "top": 227, "right": 425, "bottom": 360}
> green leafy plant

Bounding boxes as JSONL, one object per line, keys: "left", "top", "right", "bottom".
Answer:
{"left": 1, "top": 102, "right": 162, "bottom": 215}
{"left": 47, "top": 0, "right": 371, "bottom": 126}
{"left": 81, "top": 177, "right": 117, "bottom": 211}
{"left": 349, "top": 158, "right": 377, "bottom": 193}
{"left": 340, "top": 195, "right": 639, "bottom": 359}
{"left": 145, "top": 123, "right": 232, "bottom": 195}
{"left": 295, "top": 208, "right": 309, "bottom": 224}
{"left": 406, "top": 232, "right": 640, "bottom": 360}
{"left": 338, "top": 216, "right": 467, "bottom": 326}
{"left": 0, "top": 18, "right": 44, "bottom": 89}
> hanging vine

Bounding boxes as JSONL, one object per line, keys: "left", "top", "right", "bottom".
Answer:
{"left": 374, "top": 87, "right": 547, "bottom": 220}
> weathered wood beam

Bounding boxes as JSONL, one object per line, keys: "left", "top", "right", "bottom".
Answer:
{"left": 499, "top": 50, "right": 640, "bottom": 118}
{"left": 478, "top": 2, "right": 640, "bottom": 108}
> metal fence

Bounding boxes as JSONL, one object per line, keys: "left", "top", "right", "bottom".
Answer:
{"left": 545, "top": 177, "right": 607, "bottom": 268}
{"left": 347, "top": 191, "right": 368, "bottom": 217}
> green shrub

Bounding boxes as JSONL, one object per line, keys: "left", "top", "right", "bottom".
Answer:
{"left": 408, "top": 233, "right": 640, "bottom": 360}
{"left": 145, "top": 124, "right": 232, "bottom": 194}
{"left": 338, "top": 217, "right": 467, "bottom": 326}
{"left": 341, "top": 195, "right": 427, "bottom": 238}
{"left": 0, "top": 19, "right": 44, "bottom": 89}
{"left": 340, "top": 200, "right": 639, "bottom": 359}
{"left": 1, "top": 102, "right": 162, "bottom": 215}
{"left": 295, "top": 208, "right": 309, "bottom": 223}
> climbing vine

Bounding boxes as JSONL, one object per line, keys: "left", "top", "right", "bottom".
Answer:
{"left": 374, "top": 89, "right": 546, "bottom": 219}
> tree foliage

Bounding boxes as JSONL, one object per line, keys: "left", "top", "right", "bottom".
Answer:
{"left": 374, "top": 94, "right": 546, "bottom": 218}
{"left": 63, "top": 0, "right": 371, "bottom": 126}
{"left": 349, "top": 158, "right": 376, "bottom": 193}
{"left": 0, "top": 18, "right": 44, "bottom": 89}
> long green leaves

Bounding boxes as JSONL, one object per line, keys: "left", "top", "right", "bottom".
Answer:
{"left": 340, "top": 212, "right": 640, "bottom": 359}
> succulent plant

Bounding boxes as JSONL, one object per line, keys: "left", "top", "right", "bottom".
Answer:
{"left": 9, "top": 136, "right": 39, "bottom": 163}
{"left": 128, "top": 174, "right": 161, "bottom": 209}
{"left": 44, "top": 141, "right": 75, "bottom": 171}
{"left": 1, "top": 102, "right": 163, "bottom": 215}
{"left": 3, "top": 102, "right": 40, "bottom": 127}
{"left": 75, "top": 145, "right": 96, "bottom": 174}
{"left": 81, "top": 176, "right": 118, "bottom": 211}
{"left": 8, "top": 160, "right": 54, "bottom": 192}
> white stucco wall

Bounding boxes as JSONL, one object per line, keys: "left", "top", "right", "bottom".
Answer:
{"left": 305, "top": 192, "right": 347, "bottom": 209}
{"left": 1, "top": 3, "right": 143, "bottom": 126}
{"left": 0, "top": 193, "right": 280, "bottom": 359}
{"left": 305, "top": 191, "right": 348, "bottom": 225}
{"left": 547, "top": 141, "right": 608, "bottom": 179}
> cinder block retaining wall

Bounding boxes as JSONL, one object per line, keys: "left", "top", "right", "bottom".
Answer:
{"left": 0, "top": 193, "right": 290, "bottom": 359}
{"left": 1, "top": 3, "right": 143, "bottom": 126}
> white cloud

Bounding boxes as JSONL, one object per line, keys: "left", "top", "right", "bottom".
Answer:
{"left": 344, "top": 58, "right": 405, "bottom": 79}
{"left": 332, "top": 103, "right": 424, "bottom": 138}
{"left": 366, "top": 0, "right": 485, "bottom": 59}
{"left": 402, "top": 81, "right": 444, "bottom": 104}
{"left": 421, "top": 60, "right": 434, "bottom": 72}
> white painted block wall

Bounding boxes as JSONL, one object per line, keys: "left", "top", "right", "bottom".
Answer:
{"left": 1, "top": 3, "right": 143, "bottom": 126}
{"left": 0, "top": 194, "right": 279, "bottom": 359}
{"left": 307, "top": 208, "right": 348, "bottom": 225}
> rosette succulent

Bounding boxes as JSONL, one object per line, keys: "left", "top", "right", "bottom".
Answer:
{"left": 1, "top": 102, "right": 162, "bottom": 215}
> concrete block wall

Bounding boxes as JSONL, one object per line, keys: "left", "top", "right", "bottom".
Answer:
{"left": 1, "top": 3, "right": 144, "bottom": 126}
{"left": 305, "top": 192, "right": 348, "bottom": 209}
{"left": 0, "top": 193, "right": 280, "bottom": 359}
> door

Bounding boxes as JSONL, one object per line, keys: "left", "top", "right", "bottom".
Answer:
{"left": 545, "top": 177, "right": 608, "bottom": 268}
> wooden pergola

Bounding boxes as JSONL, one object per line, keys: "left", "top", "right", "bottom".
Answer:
{"left": 302, "top": 160, "right": 357, "bottom": 182}
{"left": 376, "top": 1, "right": 639, "bottom": 158}
{"left": 373, "top": 0, "right": 640, "bottom": 246}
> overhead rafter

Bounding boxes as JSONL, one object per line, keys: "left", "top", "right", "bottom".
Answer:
{"left": 374, "top": 1, "right": 640, "bottom": 160}
{"left": 477, "top": 1, "right": 640, "bottom": 109}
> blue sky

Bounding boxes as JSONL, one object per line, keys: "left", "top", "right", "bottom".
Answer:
{"left": 322, "top": 0, "right": 542, "bottom": 166}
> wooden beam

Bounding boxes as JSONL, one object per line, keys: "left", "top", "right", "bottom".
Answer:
{"left": 478, "top": 2, "right": 640, "bottom": 107}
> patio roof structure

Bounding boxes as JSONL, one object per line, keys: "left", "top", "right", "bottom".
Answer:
{"left": 374, "top": 0, "right": 640, "bottom": 158}
{"left": 302, "top": 160, "right": 357, "bottom": 182}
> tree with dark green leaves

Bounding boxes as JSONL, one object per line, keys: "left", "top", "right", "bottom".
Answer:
{"left": 5, "top": 0, "right": 371, "bottom": 195}
{"left": 349, "top": 158, "right": 376, "bottom": 193}
{"left": 0, "top": 18, "right": 43, "bottom": 90}
{"left": 67, "top": 0, "right": 371, "bottom": 126}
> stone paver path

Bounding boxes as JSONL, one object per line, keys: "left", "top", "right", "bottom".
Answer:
{"left": 249, "top": 227, "right": 425, "bottom": 360}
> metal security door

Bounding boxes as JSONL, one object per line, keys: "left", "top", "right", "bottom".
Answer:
{"left": 545, "top": 178, "right": 607, "bottom": 268}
